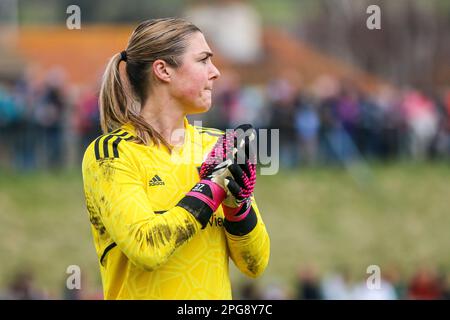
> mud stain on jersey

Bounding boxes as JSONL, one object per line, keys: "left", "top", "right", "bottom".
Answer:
{"left": 86, "top": 199, "right": 106, "bottom": 235}
{"left": 174, "top": 219, "right": 196, "bottom": 248}
{"left": 154, "top": 224, "right": 172, "bottom": 247}
{"left": 99, "top": 160, "right": 115, "bottom": 183}
{"left": 241, "top": 251, "right": 259, "bottom": 276}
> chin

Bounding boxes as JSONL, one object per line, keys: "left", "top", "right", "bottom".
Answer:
{"left": 187, "top": 102, "right": 212, "bottom": 115}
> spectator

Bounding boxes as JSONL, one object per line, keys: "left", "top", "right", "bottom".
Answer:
{"left": 261, "top": 281, "right": 291, "bottom": 300}
{"left": 33, "top": 68, "right": 68, "bottom": 170}
{"left": 3, "top": 271, "right": 47, "bottom": 300}
{"left": 74, "top": 85, "right": 101, "bottom": 161}
{"left": 296, "top": 265, "right": 322, "bottom": 300}
{"left": 402, "top": 90, "right": 439, "bottom": 160}
{"left": 295, "top": 100, "right": 320, "bottom": 165}
{"left": 321, "top": 267, "right": 353, "bottom": 300}
{"left": 268, "top": 77, "right": 299, "bottom": 168}
{"left": 239, "top": 281, "right": 262, "bottom": 300}
{"left": 407, "top": 267, "right": 442, "bottom": 300}
{"left": 0, "top": 81, "right": 24, "bottom": 168}
{"left": 351, "top": 276, "right": 398, "bottom": 300}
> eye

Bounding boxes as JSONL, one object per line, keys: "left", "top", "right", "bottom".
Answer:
{"left": 200, "top": 56, "right": 209, "bottom": 64}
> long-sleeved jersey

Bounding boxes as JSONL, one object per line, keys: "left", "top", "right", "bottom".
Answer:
{"left": 81, "top": 119, "right": 270, "bottom": 299}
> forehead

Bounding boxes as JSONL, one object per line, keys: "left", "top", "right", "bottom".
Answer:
{"left": 184, "top": 32, "right": 211, "bottom": 55}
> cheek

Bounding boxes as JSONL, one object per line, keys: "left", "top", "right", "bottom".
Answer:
{"left": 184, "top": 84, "right": 202, "bottom": 98}
{"left": 178, "top": 71, "right": 207, "bottom": 99}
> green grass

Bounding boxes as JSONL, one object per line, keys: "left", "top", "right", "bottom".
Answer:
{"left": 0, "top": 170, "right": 98, "bottom": 298}
{"left": 1, "top": 162, "right": 450, "bottom": 298}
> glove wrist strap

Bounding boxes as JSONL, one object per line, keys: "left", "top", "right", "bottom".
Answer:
{"left": 223, "top": 201, "right": 252, "bottom": 222}
{"left": 186, "top": 180, "right": 226, "bottom": 211}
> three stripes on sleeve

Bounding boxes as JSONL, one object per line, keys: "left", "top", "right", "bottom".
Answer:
{"left": 94, "top": 129, "right": 134, "bottom": 160}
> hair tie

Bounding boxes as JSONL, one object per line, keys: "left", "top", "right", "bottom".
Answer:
{"left": 120, "top": 50, "right": 127, "bottom": 62}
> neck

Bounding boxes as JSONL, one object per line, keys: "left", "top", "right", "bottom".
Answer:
{"left": 140, "top": 91, "right": 186, "bottom": 146}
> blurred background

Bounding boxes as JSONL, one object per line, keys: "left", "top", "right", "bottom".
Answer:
{"left": 0, "top": 0, "right": 450, "bottom": 300}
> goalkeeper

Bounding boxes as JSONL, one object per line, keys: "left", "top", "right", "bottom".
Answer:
{"left": 81, "top": 18, "right": 270, "bottom": 300}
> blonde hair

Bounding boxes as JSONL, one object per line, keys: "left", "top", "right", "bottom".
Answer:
{"left": 99, "top": 18, "right": 201, "bottom": 147}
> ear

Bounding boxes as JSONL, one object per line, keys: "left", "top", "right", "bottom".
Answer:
{"left": 152, "top": 59, "right": 172, "bottom": 83}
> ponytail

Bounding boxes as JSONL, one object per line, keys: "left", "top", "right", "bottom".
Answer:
{"left": 98, "top": 52, "right": 170, "bottom": 149}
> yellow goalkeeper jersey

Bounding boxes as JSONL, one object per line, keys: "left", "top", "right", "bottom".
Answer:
{"left": 81, "top": 119, "right": 270, "bottom": 300}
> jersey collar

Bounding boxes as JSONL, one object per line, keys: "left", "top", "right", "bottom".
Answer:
{"left": 120, "top": 117, "right": 194, "bottom": 150}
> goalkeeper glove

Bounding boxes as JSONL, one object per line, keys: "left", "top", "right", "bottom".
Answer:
{"left": 222, "top": 125, "right": 257, "bottom": 222}
{"left": 176, "top": 134, "right": 234, "bottom": 228}
{"left": 177, "top": 123, "right": 256, "bottom": 227}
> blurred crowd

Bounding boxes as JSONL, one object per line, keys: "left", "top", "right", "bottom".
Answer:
{"left": 209, "top": 72, "right": 450, "bottom": 168}
{"left": 0, "top": 68, "right": 100, "bottom": 171}
{"left": 1, "top": 69, "right": 449, "bottom": 171}
{"left": 2, "top": 264, "right": 450, "bottom": 300}
{"left": 238, "top": 264, "right": 450, "bottom": 300}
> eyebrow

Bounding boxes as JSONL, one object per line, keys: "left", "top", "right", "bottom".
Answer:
{"left": 198, "top": 51, "right": 213, "bottom": 58}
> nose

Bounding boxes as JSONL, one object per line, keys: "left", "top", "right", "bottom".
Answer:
{"left": 209, "top": 63, "right": 221, "bottom": 80}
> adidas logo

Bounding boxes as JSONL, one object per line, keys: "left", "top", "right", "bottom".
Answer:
{"left": 149, "top": 175, "right": 165, "bottom": 186}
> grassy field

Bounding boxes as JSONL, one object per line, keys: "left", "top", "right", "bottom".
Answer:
{"left": 1, "top": 162, "right": 449, "bottom": 298}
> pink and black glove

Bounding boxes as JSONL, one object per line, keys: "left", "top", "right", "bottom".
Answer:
{"left": 222, "top": 124, "right": 257, "bottom": 223}
{"left": 176, "top": 131, "right": 235, "bottom": 229}
{"left": 177, "top": 124, "right": 257, "bottom": 230}
{"left": 222, "top": 160, "right": 256, "bottom": 221}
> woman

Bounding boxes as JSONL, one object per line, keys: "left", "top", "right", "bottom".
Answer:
{"left": 82, "top": 18, "right": 270, "bottom": 300}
